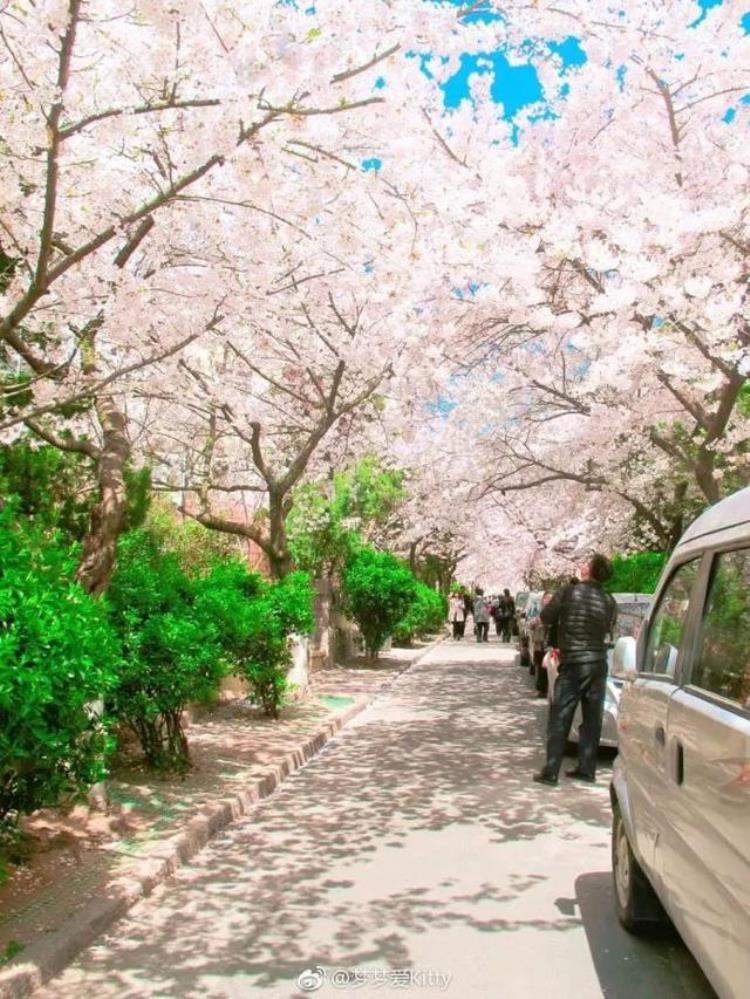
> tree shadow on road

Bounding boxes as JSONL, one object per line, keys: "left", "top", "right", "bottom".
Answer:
{"left": 39, "top": 648, "right": 681, "bottom": 997}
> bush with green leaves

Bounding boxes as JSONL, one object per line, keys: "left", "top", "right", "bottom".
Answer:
{"left": 0, "top": 505, "right": 120, "bottom": 830}
{"left": 342, "top": 547, "right": 418, "bottom": 657}
{"left": 212, "top": 569, "right": 315, "bottom": 719}
{"left": 606, "top": 551, "right": 668, "bottom": 594}
{"left": 108, "top": 522, "right": 316, "bottom": 763}
{"left": 145, "top": 499, "right": 240, "bottom": 575}
{"left": 0, "top": 441, "right": 94, "bottom": 541}
{"left": 0, "top": 439, "right": 151, "bottom": 546}
{"left": 106, "top": 528, "right": 228, "bottom": 771}
{"left": 287, "top": 456, "right": 406, "bottom": 577}
{"left": 393, "top": 582, "right": 446, "bottom": 646}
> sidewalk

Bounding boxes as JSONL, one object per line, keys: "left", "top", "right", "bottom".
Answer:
{"left": 0, "top": 641, "right": 439, "bottom": 999}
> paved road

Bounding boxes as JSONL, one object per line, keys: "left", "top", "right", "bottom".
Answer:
{"left": 40, "top": 640, "right": 716, "bottom": 999}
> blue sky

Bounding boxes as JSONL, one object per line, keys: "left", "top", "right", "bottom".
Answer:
{"left": 430, "top": 0, "right": 747, "bottom": 119}
{"left": 282, "top": 0, "right": 749, "bottom": 170}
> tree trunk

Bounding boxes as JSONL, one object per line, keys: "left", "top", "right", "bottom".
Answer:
{"left": 76, "top": 396, "right": 130, "bottom": 595}
{"left": 267, "top": 489, "right": 292, "bottom": 579}
{"left": 311, "top": 576, "right": 334, "bottom": 669}
{"left": 694, "top": 449, "right": 721, "bottom": 506}
{"left": 408, "top": 541, "right": 419, "bottom": 576}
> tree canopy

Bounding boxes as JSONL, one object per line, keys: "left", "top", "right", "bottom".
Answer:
{"left": 0, "top": 0, "right": 747, "bottom": 587}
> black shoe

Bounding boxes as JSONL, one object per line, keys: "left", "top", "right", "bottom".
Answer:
{"left": 565, "top": 768, "right": 596, "bottom": 784}
{"left": 533, "top": 771, "right": 558, "bottom": 787}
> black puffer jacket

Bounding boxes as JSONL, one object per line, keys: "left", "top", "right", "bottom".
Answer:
{"left": 540, "top": 581, "right": 617, "bottom": 666}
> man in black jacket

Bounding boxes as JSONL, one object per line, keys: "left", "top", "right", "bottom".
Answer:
{"left": 533, "top": 554, "right": 617, "bottom": 786}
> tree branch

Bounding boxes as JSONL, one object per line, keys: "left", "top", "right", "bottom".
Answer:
{"left": 331, "top": 43, "right": 401, "bottom": 85}
{"left": 59, "top": 97, "right": 222, "bottom": 139}
{"left": 35, "top": 0, "right": 82, "bottom": 290}
{"left": 24, "top": 418, "right": 99, "bottom": 458}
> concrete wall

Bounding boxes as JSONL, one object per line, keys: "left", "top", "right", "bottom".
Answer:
{"left": 286, "top": 634, "right": 310, "bottom": 698}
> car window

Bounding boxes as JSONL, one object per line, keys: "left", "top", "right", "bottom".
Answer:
{"left": 691, "top": 549, "right": 750, "bottom": 711}
{"left": 614, "top": 602, "right": 650, "bottom": 641}
{"left": 642, "top": 560, "right": 700, "bottom": 677}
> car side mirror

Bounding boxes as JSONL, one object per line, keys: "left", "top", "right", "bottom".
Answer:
{"left": 612, "top": 636, "right": 637, "bottom": 680}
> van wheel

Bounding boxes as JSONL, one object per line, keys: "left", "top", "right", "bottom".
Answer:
{"left": 612, "top": 804, "right": 662, "bottom": 933}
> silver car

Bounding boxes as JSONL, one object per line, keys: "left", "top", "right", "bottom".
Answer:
{"left": 545, "top": 592, "right": 651, "bottom": 748}
{"left": 610, "top": 487, "right": 750, "bottom": 999}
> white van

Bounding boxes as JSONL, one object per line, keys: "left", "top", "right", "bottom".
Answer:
{"left": 610, "top": 487, "right": 750, "bottom": 999}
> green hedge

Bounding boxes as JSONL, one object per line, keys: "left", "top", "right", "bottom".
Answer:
{"left": 108, "top": 527, "right": 316, "bottom": 767}
{"left": 393, "top": 582, "right": 446, "bottom": 646}
{"left": 106, "top": 528, "right": 229, "bottom": 771}
{"left": 342, "top": 547, "right": 418, "bottom": 657}
{"left": 606, "top": 551, "right": 668, "bottom": 594}
{"left": 0, "top": 505, "right": 119, "bottom": 829}
{"left": 206, "top": 567, "right": 314, "bottom": 719}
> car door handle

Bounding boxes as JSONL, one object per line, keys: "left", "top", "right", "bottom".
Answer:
{"left": 675, "top": 741, "right": 685, "bottom": 785}
{"left": 655, "top": 724, "right": 666, "bottom": 746}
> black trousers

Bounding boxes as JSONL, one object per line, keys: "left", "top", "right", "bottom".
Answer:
{"left": 476, "top": 621, "right": 489, "bottom": 642}
{"left": 452, "top": 620, "right": 463, "bottom": 639}
{"left": 542, "top": 659, "right": 607, "bottom": 779}
{"left": 519, "top": 635, "right": 530, "bottom": 667}
{"left": 500, "top": 620, "right": 512, "bottom": 642}
{"left": 535, "top": 653, "right": 548, "bottom": 696}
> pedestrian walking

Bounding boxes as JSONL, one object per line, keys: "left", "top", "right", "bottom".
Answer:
{"left": 448, "top": 592, "right": 465, "bottom": 640}
{"left": 533, "top": 554, "right": 617, "bottom": 786}
{"left": 473, "top": 587, "right": 490, "bottom": 643}
{"left": 462, "top": 589, "right": 472, "bottom": 638}
{"left": 496, "top": 588, "right": 515, "bottom": 643}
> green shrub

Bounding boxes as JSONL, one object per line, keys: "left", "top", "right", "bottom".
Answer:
{"left": 287, "top": 457, "right": 406, "bottom": 577}
{"left": 606, "top": 551, "right": 668, "bottom": 594}
{"left": 107, "top": 528, "right": 227, "bottom": 771}
{"left": 0, "top": 505, "right": 119, "bottom": 829}
{"left": 342, "top": 547, "right": 418, "bottom": 657}
{"left": 211, "top": 570, "right": 314, "bottom": 719}
{"left": 268, "top": 571, "right": 315, "bottom": 637}
{"left": 145, "top": 499, "right": 239, "bottom": 575}
{"left": 0, "top": 441, "right": 94, "bottom": 541}
{"left": 393, "top": 582, "right": 446, "bottom": 646}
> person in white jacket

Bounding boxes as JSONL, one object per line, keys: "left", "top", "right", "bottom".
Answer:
{"left": 448, "top": 593, "right": 465, "bottom": 640}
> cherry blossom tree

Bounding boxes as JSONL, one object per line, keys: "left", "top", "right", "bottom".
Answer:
{"left": 4, "top": 0, "right": 748, "bottom": 595}
{"left": 418, "top": 0, "right": 750, "bottom": 573}
{"left": 0, "top": 0, "right": 482, "bottom": 591}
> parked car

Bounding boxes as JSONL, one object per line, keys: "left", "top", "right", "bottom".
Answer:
{"left": 525, "top": 590, "right": 548, "bottom": 674}
{"left": 514, "top": 591, "right": 529, "bottom": 631}
{"left": 545, "top": 592, "right": 652, "bottom": 748}
{"left": 610, "top": 487, "right": 750, "bottom": 999}
{"left": 514, "top": 591, "right": 531, "bottom": 665}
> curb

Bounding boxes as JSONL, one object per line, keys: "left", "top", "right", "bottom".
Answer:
{"left": 0, "top": 638, "right": 442, "bottom": 999}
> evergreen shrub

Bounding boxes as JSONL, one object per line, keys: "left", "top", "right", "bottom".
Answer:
{"left": 106, "top": 528, "right": 227, "bottom": 771}
{"left": 215, "top": 570, "right": 314, "bottom": 719}
{"left": 606, "top": 551, "right": 668, "bottom": 594}
{"left": 0, "top": 505, "right": 119, "bottom": 828}
{"left": 342, "top": 547, "right": 418, "bottom": 657}
{"left": 393, "top": 582, "right": 446, "bottom": 646}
